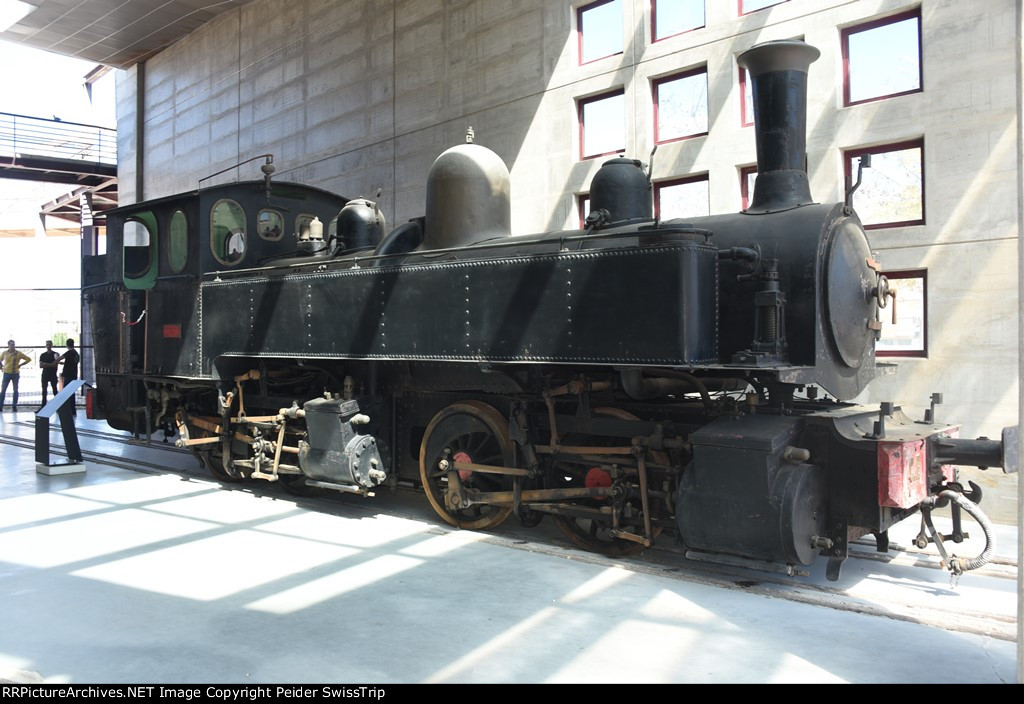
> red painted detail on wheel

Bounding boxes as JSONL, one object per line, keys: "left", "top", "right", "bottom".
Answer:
{"left": 585, "top": 467, "right": 612, "bottom": 488}
{"left": 454, "top": 451, "right": 473, "bottom": 480}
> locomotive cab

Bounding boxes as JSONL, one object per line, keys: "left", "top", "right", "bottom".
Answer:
{"left": 84, "top": 180, "right": 350, "bottom": 430}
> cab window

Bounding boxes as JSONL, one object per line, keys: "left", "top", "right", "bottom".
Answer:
{"left": 168, "top": 210, "right": 188, "bottom": 273}
{"left": 296, "top": 214, "right": 316, "bottom": 240}
{"left": 258, "top": 209, "right": 284, "bottom": 241}
{"left": 326, "top": 215, "right": 339, "bottom": 253}
{"left": 211, "top": 199, "right": 247, "bottom": 265}
{"left": 123, "top": 212, "right": 158, "bottom": 289}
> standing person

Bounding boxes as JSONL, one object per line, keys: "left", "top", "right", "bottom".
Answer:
{"left": 0, "top": 339, "right": 32, "bottom": 413}
{"left": 58, "top": 339, "right": 81, "bottom": 414}
{"left": 58, "top": 339, "right": 81, "bottom": 387}
{"left": 39, "top": 340, "right": 59, "bottom": 406}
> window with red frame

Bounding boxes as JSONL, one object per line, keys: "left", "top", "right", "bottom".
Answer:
{"left": 578, "top": 194, "right": 591, "bottom": 228}
{"left": 655, "top": 175, "right": 709, "bottom": 220}
{"left": 739, "top": 66, "right": 753, "bottom": 127}
{"left": 653, "top": 67, "right": 708, "bottom": 144}
{"left": 876, "top": 269, "right": 927, "bottom": 357}
{"left": 845, "top": 139, "right": 924, "bottom": 229}
{"left": 739, "top": 165, "right": 757, "bottom": 209}
{"left": 579, "top": 89, "right": 626, "bottom": 160}
{"left": 578, "top": 0, "right": 623, "bottom": 65}
{"left": 652, "top": 0, "right": 704, "bottom": 42}
{"left": 739, "top": 0, "right": 787, "bottom": 15}
{"left": 842, "top": 9, "right": 922, "bottom": 106}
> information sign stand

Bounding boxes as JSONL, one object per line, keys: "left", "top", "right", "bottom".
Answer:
{"left": 35, "top": 380, "right": 87, "bottom": 475}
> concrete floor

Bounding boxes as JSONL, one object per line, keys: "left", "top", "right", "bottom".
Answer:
{"left": 0, "top": 411, "right": 1017, "bottom": 684}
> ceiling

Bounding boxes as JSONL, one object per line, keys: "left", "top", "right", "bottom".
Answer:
{"left": 0, "top": 0, "right": 254, "bottom": 69}
{"left": 0, "top": 1, "right": 255, "bottom": 228}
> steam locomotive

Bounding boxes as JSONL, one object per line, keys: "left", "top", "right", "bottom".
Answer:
{"left": 83, "top": 40, "right": 1016, "bottom": 580}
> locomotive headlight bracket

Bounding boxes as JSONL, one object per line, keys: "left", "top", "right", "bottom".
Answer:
{"left": 874, "top": 274, "right": 890, "bottom": 306}
{"left": 873, "top": 274, "right": 897, "bottom": 323}
{"left": 866, "top": 259, "right": 898, "bottom": 335}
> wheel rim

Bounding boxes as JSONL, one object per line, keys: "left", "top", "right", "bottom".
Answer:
{"left": 549, "top": 407, "right": 665, "bottom": 556}
{"left": 194, "top": 446, "right": 241, "bottom": 482}
{"left": 419, "top": 401, "right": 514, "bottom": 530}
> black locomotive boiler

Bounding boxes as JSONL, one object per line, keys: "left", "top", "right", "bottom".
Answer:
{"left": 84, "top": 40, "right": 1016, "bottom": 580}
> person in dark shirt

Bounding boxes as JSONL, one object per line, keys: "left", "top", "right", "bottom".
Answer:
{"left": 59, "top": 339, "right": 80, "bottom": 383}
{"left": 58, "top": 339, "right": 81, "bottom": 413}
{"left": 39, "top": 339, "right": 59, "bottom": 405}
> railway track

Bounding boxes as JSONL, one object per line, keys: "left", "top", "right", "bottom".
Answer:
{"left": 2, "top": 423, "right": 1016, "bottom": 642}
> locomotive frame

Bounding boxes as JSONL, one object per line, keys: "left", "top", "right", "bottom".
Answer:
{"left": 82, "top": 40, "right": 1016, "bottom": 581}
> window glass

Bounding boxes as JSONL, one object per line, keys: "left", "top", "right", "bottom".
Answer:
{"left": 740, "top": 166, "right": 757, "bottom": 209}
{"left": 578, "top": 194, "right": 591, "bottom": 228}
{"left": 579, "top": 90, "right": 626, "bottom": 159}
{"left": 296, "top": 214, "right": 317, "bottom": 240}
{"left": 740, "top": 0, "right": 787, "bottom": 14}
{"left": 653, "top": 0, "right": 704, "bottom": 41}
{"left": 654, "top": 68, "right": 708, "bottom": 143}
{"left": 123, "top": 218, "right": 153, "bottom": 278}
{"left": 124, "top": 219, "right": 150, "bottom": 247}
{"left": 846, "top": 141, "right": 924, "bottom": 228}
{"left": 876, "top": 270, "right": 927, "bottom": 357}
{"left": 739, "top": 67, "right": 753, "bottom": 126}
{"left": 656, "top": 176, "right": 709, "bottom": 220}
{"left": 122, "top": 211, "right": 158, "bottom": 289}
{"left": 844, "top": 11, "right": 922, "bottom": 105}
{"left": 168, "top": 210, "right": 188, "bottom": 273}
{"left": 257, "top": 209, "right": 284, "bottom": 241}
{"left": 579, "top": 0, "right": 623, "bottom": 64}
{"left": 211, "top": 199, "right": 247, "bottom": 265}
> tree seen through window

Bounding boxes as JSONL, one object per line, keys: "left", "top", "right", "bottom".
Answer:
{"left": 847, "top": 142, "right": 924, "bottom": 228}
{"left": 655, "top": 68, "right": 708, "bottom": 143}
{"left": 656, "top": 176, "right": 709, "bottom": 220}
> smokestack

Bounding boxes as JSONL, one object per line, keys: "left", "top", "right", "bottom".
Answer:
{"left": 738, "top": 40, "right": 820, "bottom": 213}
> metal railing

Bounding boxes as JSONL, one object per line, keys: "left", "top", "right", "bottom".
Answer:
{"left": 0, "top": 112, "right": 116, "bottom": 165}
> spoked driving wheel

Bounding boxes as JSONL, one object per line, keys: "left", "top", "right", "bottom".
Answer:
{"left": 419, "top": 401, "right": 515, "bottom": 530}
{"left": 548, "top": 407, "right": 665, "bottom": 557}
{"left": 183, "top": 410, "right": 243, "bottom": 483}
{"left": 191, "top": 439, "right": 242, "bottom": 483}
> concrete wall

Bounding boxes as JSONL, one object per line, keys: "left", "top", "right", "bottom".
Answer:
{"left": 116, "top": 0, "right": 1019, "bottom": 514}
